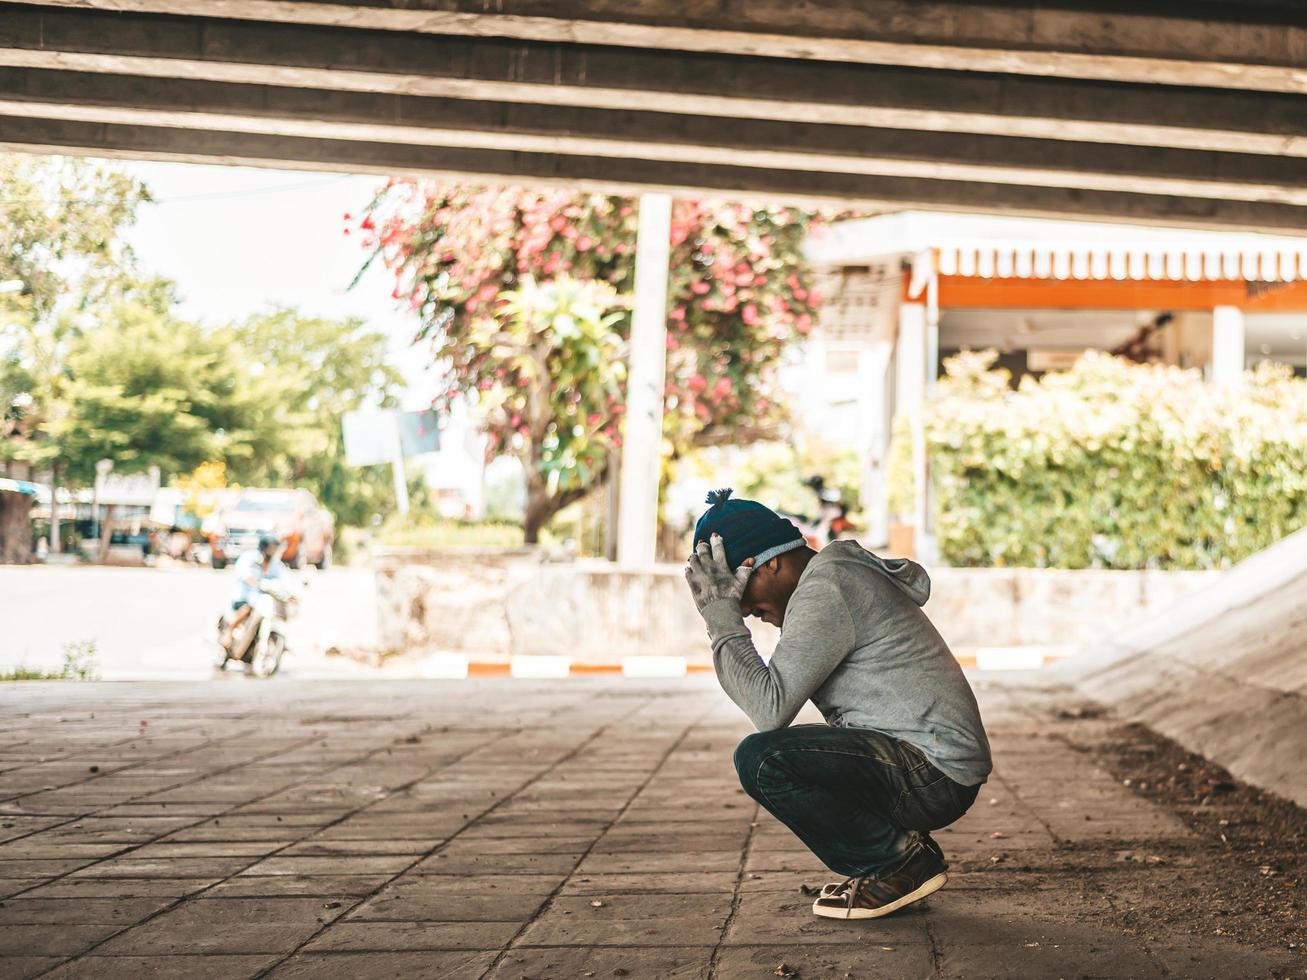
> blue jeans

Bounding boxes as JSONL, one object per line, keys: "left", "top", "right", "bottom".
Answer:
{"left": 734, "top": 724, "right": 980, "bottom": 877}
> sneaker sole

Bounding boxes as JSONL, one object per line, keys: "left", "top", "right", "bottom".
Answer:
{"left": 811, "top": 871, "right": 948, "bottom": 920}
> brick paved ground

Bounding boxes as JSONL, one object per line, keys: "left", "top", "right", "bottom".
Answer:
{"left": 0, "top": 677, "right": 1297, "bottom": 979}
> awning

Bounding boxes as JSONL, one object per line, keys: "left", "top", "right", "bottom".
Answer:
{"left": 931, "top": 244, "right": 1307, "bottom": 283}
{"left": 0, "top": 478, "right": 41, "bottom": 495}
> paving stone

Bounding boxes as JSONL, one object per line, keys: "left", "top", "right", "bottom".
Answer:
{"left": 0, "top": 921, "right": 121, "bottom": 957}
{"left": 414, "top": 851, "right": 580, "bottom": 875}
{"left": 352, "top": 890, "right": 545, "bottom": 923}
{"left": 0, "top": 842, "right": 130, "bottom": 859}
{"left": 0, "top": 896, "right": 171, "bottom": 924}
{"left": 238, "top": 855, "right": 415, "bottom": 876}
{"left": 487, "top": 945, "right": 711, "bottom": 979}
{"left": 68, "top": 857, "right": 252, "bottom": 879}
{"left": 268, "top": 950, "right": 498, "bottom": 979}
{"left": 0, "top": 956, "right": 64, "bottom": 979}
{"left": 279, "top": 839, "right": 438, "bottom": 856}
{"left": 560, "top": 871, "right": 737, "bottom": 895}
{"left": 0, "top": 877, "right": 50, "bottom": 898}
{"left": 517, "top": 909, "right": 725, "bottom": 947}
{"left": 149, "top": 896, "right": 353, "bottom": 926}
{"left": 461, "top": 815, "right": 613, "bottom": 838}
{"left": 736, "top": 869, "right": 834, "bottom": 894}
{"left": 438, "top": 835, "right": 595, "bottom": 856}
{"left": 95, "top": 918, "right": 324, "bottom": 956}
{"left": 0, "top": 858, "right": 98, "bottom": 878}
{"left": 301, "top": 920, "right": 521, "bottom": 952}
{"left": 554, "top": 892, "right": 730, "bottom": 918}
{"left": 723, "top": 890, "right": 932, "bottom": 947}
{"left": 124, "top": 840, "right": 293, "bottom": 858}
{"left": 206, "top": 874, "right": 391, "bottom": 897}
{"left": 20, "top": 877, "right": 218, "bottom": 898}
{"left": 714, "top": 942, "right": 935, "bottom": 980}
{"left": 43, "top": 954, "right": 282, "bottom": 978}
{"left": 380, "top": 873, "right": 563, "bottom": 897}
{"left": 574, "top": 850, "right": 742, "bottom": 875}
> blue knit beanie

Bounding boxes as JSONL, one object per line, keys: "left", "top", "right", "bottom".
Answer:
{"left": 692, "top": 488, "right": 805, "bottom": 571}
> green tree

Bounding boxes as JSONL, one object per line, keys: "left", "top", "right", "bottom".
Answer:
{"left": 46, "top": 299, "right": 253, "bottom": 484}
{"left": 354, "top": 184, "right": 823, "bottom": 539}
{"left": 476, "top": 276, "right": 625, "bottom": 541}
{"left": 1, "top": 155, "right": 152, "bottom": 457}
{"left": 0, "top": 154, "right": 150, "bottom": 318}
{"left": 220, "top": 308, "right": 405, "bottom": 526}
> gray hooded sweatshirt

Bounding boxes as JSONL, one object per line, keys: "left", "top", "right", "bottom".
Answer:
{"left": 701, "top": 540, "right": 992, "bottom": 787}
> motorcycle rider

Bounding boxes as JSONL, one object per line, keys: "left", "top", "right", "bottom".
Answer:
{"left": 219, "top": 533, "right": 286, "bottom": 653}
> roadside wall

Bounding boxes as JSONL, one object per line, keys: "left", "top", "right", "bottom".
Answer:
{"left": 374, "top": 548, "right": 1215, "bottom": 664}
{"left": 1059, "top": 525, "right": 1307, "bottom": 809}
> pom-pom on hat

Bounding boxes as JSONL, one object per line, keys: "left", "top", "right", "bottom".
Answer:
{"left": 692, "top": 487, "right": 805, "bottom": 571}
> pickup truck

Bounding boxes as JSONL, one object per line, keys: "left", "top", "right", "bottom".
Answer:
{"left": 207, "top": 488, "right": 334, "bottom": 570}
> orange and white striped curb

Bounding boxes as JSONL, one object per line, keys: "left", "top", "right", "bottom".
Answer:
{"left": 413, "top": 647, "right": 1074, "bottom": 679}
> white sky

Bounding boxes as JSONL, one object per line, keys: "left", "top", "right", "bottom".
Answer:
{"left": 119, "top": 160, "right": 438, "bottom": 409}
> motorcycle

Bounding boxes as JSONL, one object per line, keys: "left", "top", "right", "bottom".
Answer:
{"left": 214, "top": 582, "right": 298, "bottom": 678}
{"left": 781, "top": 475, "right": 859, "bottom": 551}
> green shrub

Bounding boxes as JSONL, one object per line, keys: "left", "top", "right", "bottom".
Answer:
{"left": 1, "top": 640, "right": 100, "bottom": 681}
{"left": 376, "top": 516, "right": 525, "bottom": 549}
{"left": 903, "top": 351, "right": 1307, "bottom": 569}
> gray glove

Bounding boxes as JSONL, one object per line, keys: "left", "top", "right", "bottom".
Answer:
{"left": 684, "top": 534, "right": 752, "bottom": 613}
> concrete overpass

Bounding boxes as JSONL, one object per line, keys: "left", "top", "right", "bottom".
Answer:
{"left": 2, "top": 1, "right": 1307, "bottom": 230}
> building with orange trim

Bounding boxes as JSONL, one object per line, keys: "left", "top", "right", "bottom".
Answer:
{"left": 803, "top": 212, "right": 1307, "bottom": 556}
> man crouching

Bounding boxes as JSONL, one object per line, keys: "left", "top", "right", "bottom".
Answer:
{"left": 684, "top": 488, "right": 991, "bottom": 920}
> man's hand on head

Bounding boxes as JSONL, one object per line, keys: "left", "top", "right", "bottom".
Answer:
{"left": 684, "top": 533, "right": 753, "bottom": 615}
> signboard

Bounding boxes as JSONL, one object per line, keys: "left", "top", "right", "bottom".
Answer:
{"left": 398, "top": 409, "right": 441, "bottom": 457}
{"left": 343, "top": 410, "right": 401, "bottom": 467}
{"left": 343, "top": 409, "right": 442, "bottom": 467}
{"left": 814, "top": 263, "right": 899, "bottom": 344}
{"left": 94, "top": 466, "right": 160, "bottom": 506}
{"left": 1027, "top": 348, "right": 1089, "bottom": 372}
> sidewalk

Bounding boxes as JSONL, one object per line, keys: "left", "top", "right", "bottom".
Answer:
{"left": 0, "top": 676, "right": 1301, "bottom": 979}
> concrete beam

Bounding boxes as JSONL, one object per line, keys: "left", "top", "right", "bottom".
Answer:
{"left": 3, "top": 8, "right": 1307, "bottom": 157}
{"left": 7, "top": 69, "right": 1307, "bottom": 205}
{"left": 7, "top": 0, "right": 1307, "bottom": 94}
{"left": 8, "top": 115, "right": 1307, "bottom": 234}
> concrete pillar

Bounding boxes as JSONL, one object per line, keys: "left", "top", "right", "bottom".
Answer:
{"left": 616, "top": 192, "right": 672, "bottom": 569}
{"left": 858, "top": 341, "right": 893, "bottom": 548}
{"left": 1211, "top": 305, "right": 1246, "bottom": 386}
{"left": 920, "top": 273, "right": 940, "bottom": 563}
{"left": 896, "top": 303, "right": 927, "bottom": 558}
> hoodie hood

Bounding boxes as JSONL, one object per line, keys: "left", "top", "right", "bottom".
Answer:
{"left": 820, "top": 540, "right": 932, "bottom": 606}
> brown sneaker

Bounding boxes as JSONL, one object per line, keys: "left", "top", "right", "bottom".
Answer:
{"left": 817, "top": 832, "right": 947, "bottom": 898}
{"left": 812, "top": 842, "right": 948, "bottom": 920}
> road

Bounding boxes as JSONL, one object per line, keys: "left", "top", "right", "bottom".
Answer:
{"left": 0, "top": 563, "right": 377, "bottom": 680}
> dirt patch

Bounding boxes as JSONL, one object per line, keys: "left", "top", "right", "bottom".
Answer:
{"left": 1081, "top": 720, "right": 1305, "bottom": 962}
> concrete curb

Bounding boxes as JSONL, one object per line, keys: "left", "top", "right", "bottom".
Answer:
{"left": 406, "top": 646, "right": 1074, "bottom": 679}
